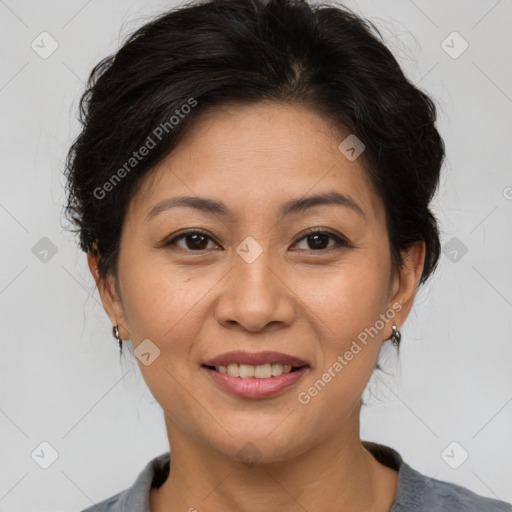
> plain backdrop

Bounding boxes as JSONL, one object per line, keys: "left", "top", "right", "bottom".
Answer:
{"left": 1, "top": 0, "right": 511, "bottom": 510}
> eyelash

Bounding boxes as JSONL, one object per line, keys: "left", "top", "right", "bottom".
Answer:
{"left": 163, "top": 228, "right": 349, "bottom": 252}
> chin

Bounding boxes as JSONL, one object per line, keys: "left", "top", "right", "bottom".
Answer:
{"left": 205, "top": 425, "right": 312, "bottom": 465}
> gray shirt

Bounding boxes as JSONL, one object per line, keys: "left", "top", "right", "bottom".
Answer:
{"left": 80, "top": 441, "right": 512, "bottom": 511}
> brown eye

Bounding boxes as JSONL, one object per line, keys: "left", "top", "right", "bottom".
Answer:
{"left": 293, "top": 229, "right": 348, "bottom": 251}
{"left": 305, "top": 233, "right": 331, "bottom": 250}
{"left": 165, "top": 230, "right": 217, "bottom": 251}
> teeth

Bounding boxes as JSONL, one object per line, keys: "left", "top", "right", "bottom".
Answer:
{"left": 239, "top": 364, "right": 255, "bottom": 378}
{"left": 215, "top": 363, "right": 296, "bottom": 378}
{"left": 254, "top": 363, "right": 271, "bottom": 378}
{"left": 227, "top": 364, "right": 239, "bottom": 377}
{"left": 271, "top": 364, "right": 283, "bottom": 377}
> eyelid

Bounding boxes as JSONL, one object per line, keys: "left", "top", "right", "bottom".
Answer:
{"left": 163, "top": 227, "right": 350, "bottom": 251}
{"left": 290, "top": 227, "right": 350, "bottom": 250}
{"left": 164, "top": 229, "right": 219, "bottom": 249}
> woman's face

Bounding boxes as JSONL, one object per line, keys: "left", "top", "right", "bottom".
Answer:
{"left": 92, "top": 102, "right": 424, "bottom": 462}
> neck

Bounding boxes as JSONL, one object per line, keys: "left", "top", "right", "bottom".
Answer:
{"left": 151, "top": 404, "right": 397, "bottom": 512}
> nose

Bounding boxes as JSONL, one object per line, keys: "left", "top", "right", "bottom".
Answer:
{"left": 214, "top": 249, "right": 296, "bottom": 333}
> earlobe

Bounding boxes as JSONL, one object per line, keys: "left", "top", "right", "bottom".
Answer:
{"left": 87, "top": 250, "right": 130, "bottom": 340}
{"left": 387, "top": 240, "right": 426, "bottom": 331}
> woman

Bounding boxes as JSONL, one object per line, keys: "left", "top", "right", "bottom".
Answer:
{"left": 64, "top": 0, "right": 512, "bottom": 510}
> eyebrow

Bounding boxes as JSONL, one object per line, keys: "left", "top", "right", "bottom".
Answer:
{"left": 146, "top": 191, "right": 365, "bottom": 222}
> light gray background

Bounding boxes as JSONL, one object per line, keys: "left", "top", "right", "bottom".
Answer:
{"left": 1, "top": 0, "right": 511, "bottom": 510}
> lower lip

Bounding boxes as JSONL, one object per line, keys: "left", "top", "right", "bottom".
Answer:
{"left": 202, "top": 366, "right": 308, "bottom": 399}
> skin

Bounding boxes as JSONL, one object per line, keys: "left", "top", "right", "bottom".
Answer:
{"left": 88, "top": 101, "right": 425, "bottom": 512}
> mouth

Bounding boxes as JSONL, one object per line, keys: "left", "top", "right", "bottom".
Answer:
{"left": 201, "top": 351, "right": 310, "bottom": 399}
{"left": 201, "top": 350, "right": 309, "bottom": 378}
{"left": 202, "top": 363, "right": 307, "bottom": 379}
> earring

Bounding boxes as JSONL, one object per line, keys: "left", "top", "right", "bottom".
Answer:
{"left": 391, "top": 325, "right": 401, "bottom": 347}
{"left": 112, "top": 323, "right": 122, "bottom": 350}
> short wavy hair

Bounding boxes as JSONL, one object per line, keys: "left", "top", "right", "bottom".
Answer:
{"left": 64, "top": 0, "right": 445, "bottom": 287}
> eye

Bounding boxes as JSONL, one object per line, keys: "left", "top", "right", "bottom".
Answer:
{"left": 164, "top": 230, "right": 219, "bottom": 251}
{"left": 292, "top": 229, "right": 348, "bottom": 251}
{"left": 163, "top": 228, "right": 349, "bottom": 252}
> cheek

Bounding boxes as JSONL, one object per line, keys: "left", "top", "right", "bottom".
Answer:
{"left": 118, "top": 254, "right": 207, "bottom": 348}
{"left": 306, "top": 253, "right": 390, "bottom": 340}
{"left": 301, "top": 247, "right": 391, "bottom": 390}
{"left": 117, "top": 258, "right": 210, "bottom": 426}
{"left": 293, "top": 272, "right": 389, "bottom": 433}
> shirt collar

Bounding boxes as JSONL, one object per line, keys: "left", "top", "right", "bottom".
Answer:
{"left": 114, "top": 441, "right": 418, "bottom": 512}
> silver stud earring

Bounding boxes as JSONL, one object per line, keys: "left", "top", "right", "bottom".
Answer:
{"left": 112, "top": 323, "right": 122, "bottom": 350}
{"left": 391, "top": 325, "right": 401, "bottom": 347}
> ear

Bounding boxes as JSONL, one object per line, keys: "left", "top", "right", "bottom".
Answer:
{"left": 386, "top": 240, "right": 426, "bottom": 337}
{"left": 87, "top": 248, "right": 130, "bottom": 340}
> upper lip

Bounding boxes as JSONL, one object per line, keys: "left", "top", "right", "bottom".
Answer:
{"left": 202, "top": 351, "right": 309, "bottom": 368}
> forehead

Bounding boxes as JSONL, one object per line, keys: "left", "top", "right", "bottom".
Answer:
{"left": 127, "top": 102, "right": 384, "bottom": 223}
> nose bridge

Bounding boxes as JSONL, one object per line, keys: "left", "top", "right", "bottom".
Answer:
{"left": 235, "top": 244, "right": 277, "bottom": 300}
{"left": 215, "top": 240, "right": 295, "bottom": 331}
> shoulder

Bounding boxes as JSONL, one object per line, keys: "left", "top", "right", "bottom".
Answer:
{"left": 78, "top": 452, "right": 171, "bottom": 512}
{"left": 395, "top": 462, "right": 512, "bottom": 512}
{"left": 79, "top": 491, "right": 124, "bottom": 512}
{"left": 363, "top": 441, "right": 512, "bottom": 512}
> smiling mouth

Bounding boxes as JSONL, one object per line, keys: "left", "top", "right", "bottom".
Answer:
{"left": 202, "top": 363, "right": 307, "bottom": 379}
